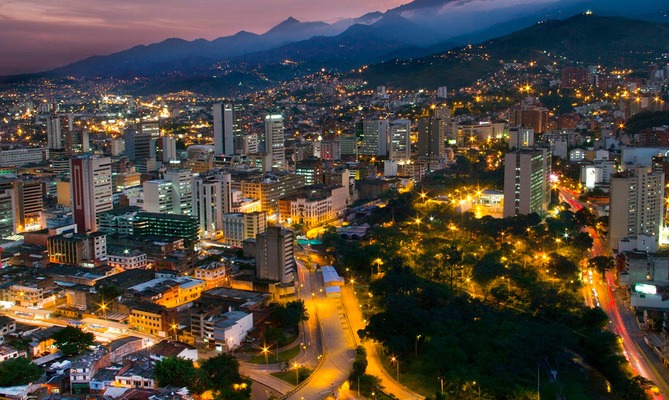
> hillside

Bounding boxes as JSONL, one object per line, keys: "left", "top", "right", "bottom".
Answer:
{"left": 360, "top": 13, "right": 669, "bottom": 89}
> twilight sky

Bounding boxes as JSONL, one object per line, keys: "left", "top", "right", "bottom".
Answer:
{"left": 0, "top": 0, "right": 406, "bottom": 75}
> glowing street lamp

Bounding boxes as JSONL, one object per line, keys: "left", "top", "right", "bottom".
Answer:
{"left": 391, "top": 356, "right": 400, "bottom": 382}
{"left": 293, "top": 362, "right": 300, "bottom": 385}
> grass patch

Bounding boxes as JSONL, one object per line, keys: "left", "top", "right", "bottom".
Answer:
{"left": 248, "top": 344, "right": 302, "bottom": 364}
{"left": 378, "top": 355, "right": 436, "bottom": 398}
{"left": 378, "top": 352, "right": 599, "bottom": 399}
{"left": 270, "top": 367, "right": 313, "bottom": 385}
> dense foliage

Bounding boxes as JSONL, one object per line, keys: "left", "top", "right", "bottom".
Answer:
{"left": 52, "top": 326, "right": 95, "bottom": 356}
{"left": 325, "top": 187, "right": 649, "bottom": 399}
{"left": 0, "top": 357, "right": 42, "bottom": 387}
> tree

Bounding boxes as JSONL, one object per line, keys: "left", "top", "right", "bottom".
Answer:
{"left": 155, "top": 357, "right": 195, "bottom": 389}
{"left": 52, "top": 326, "right": 95, "bottom": 356}
{"left": 472, "top": 252, "right": 506, "bottom": 299}
{"left": 193, "top": 353, "right": 251, "bottom": 400}
{"left": 349, "top": 346, "right": 368, "bottom": 380}
{"left": 284, "top": 300, "right": 309, "bottom": 330}
{"left": 0, "top": 357, "right": 41, "bottom": 386}
{"left": 588, "top": 255, "right": 615, "bottom": 275}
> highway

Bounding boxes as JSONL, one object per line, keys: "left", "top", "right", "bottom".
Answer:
{"left": 286, "top": 251, "right": 356, "bottom": 399}
{"left": 559, "top": 186, "right": 669, "bottom": 398}
{"left": 341, "top": 284, "right": 425, "bottom": 400}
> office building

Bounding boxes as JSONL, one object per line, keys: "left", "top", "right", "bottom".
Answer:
{"left": 609, "top": 167, "right": 665, "bottom": 250}
{"left": 295, "top": 159, "right": 323, "bottom": 186}
{"left": 508, "top": 127, "right": 535, "bottom": 150}
{"left": 238, "top": 172, "right": 305, "bottom": 213}
{"left": 223, "top": 211, "right": 267, "bottom": 247}
{"left": 264, "top": 114, "right": 286, "bottom": 170}
{"left": 338, "top": 134, "right": 358, "bottom": 160}
{"left": 70, "top": 156, "right": 113, "bottom": 232}
{"left": 0, "top": 147, "right": 47, "bottom": 167}
{"left": 360, "top": 119, "right": 389, "bottom": 157}
{"left": 47, "top": 232, "right": 107, "bottom": 266}
{"left": 192, "top": 171, "right": 232, "bottom": 239}
{"left": 417, "top": 116, "right": 445, "bottom": 157}
{"left": 256, "top": 226, "right": 295, "bottom": 284}
{"left": 46, "top": 114, "right": 65, "bottom": 150}
{"left": 389, "top": 120, "right": 411, "bottom": 161}
{"left": 143, "top": 180, "right": 173, "bottom": 214}
{"left": 278, "top": 185, "right": 347, "bottom": 229}
{"left": 509, "top": 98, "right": 551, "bottom": 133}
{"left": 164, "top": 169, "right": 193, "bottom": 215}
{"left": 162, "top": 135, "right": 177, "bottom": 163}
{"left": 213, "top": 103, "right": 234, "bottom": 156}
{"left": 503, "top": 148, "right": 550, "bottom": 217}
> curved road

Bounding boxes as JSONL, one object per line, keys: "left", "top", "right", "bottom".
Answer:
{"left": 560, "top": 186, "right": 669, "bottom": 399}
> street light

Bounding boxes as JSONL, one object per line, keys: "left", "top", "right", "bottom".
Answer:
{"left": 472, "top": 381, "right": 481, "bottom": 400}
{"left": 391, "top": 356, "right": 399, "bottom": 382}
{"left": 261, "top": 344, "right": 270, "bottom": 370}
{"left": 415, "top": 334, "right": 422, "bottom": 358}
{"left": 293, "top": 362, "right": 300, "bottom": 385}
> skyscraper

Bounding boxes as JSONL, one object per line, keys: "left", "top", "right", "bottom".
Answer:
{"left": 503, "top": 148, "right": 550, "bottom": 218}
{"left": 417, "top": 116, "right": 445, "bottom": 158}
{"left": 255, "top": 226, "right": 295, "bottom": 284}
{"left": 389, "top": 120, "right": 411, "bottom": 161}
{"left": 46, "top": 113, "right": 65, "bottom": 150}
{"left": 609, "top": 167, "right": 665, "bottom": 250}
{"left": 70, "top": 156, "right": 113, "bottom": 232}
{"left": 264, "top": 114, "right": 286, "bottom": 170}
{"left": 192, "top": 171, "right": 232, "bottom": 239}
{"left": 360, "top": 119, "right": 389, "bottom": 157}
{"left": 213, "top": 102, "right": 243, "bottom": 156}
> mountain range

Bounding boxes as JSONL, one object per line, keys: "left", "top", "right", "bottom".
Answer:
{"left": 359, "top": 13, "right": 669, "bottom": 90}
{"left": 3, "top": 0, "right": 669, "bottom": 95}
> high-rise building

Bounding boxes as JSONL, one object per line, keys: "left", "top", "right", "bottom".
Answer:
{"left": 264, "top": 114, "right": 286, "bottom": 170}
{"left": 223, "top": 211, "right": 267, "bottom": 247}
{"left": 47, "top": 232, "right": 107, "bottom": 265}
{"left": 360, "top": 119, "right": 389, "bottom": 157}
{"left": 13, "top": 178, "right": 43, "bottom": 233}
{"left": 0, "top": 190, "right": 14, "bottom": 238}
{"left": 123, "top": 122, "right": 160, "bottom": 172}
{"left": 609, "top": 167, "right": 665, "bottom": 249}
{"left": 192, "top": 171, "right": 232, "bottom": 239}
{"left": 389, "top": 120, "right": 411, "bottom": 161}
{"left": 503, "top": 148, "right": 550, "bottom": 218}
{"left": 338, "top": 134, "right": 358, "bottom": 160}
{"left": 46, "top": 114, "right": 65, "bottom": 150}
{"left": 509, "top": 98, "right": 551, "bottom": 133}
{"left": 508, "top": 127, "right": 535, "bottom": 150}
{"left": 70, "top": 156, "right": 113, "bottom": 232}
{"left": 162, "top": 136, "right": 177, "bottom": 163}
{"left": 143, "top": 180, "right": 174, "bottom": 214}
{"left": 295, "top": 159, "right": 323, "bottom": 186}
{"left": 213, "top": 103, "right": 243, "bottom": 156}
{"left": 255, "top": 226, "right": 295, "bottom": 284}
{"left": 417, "top": 117, "right": 445, "bottom": 157}
{"left": 164, "top": 169, "right": 193, "bottom": 215}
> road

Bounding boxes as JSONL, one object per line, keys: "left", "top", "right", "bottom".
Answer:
{"left": 286, "top": 255, "right": 356, "bottom": 399}
{"left": 559, "top": 186, "right": 669, "bottom": 398}
{"left": 341, "top": 284, "right": 425, "bottom": 400}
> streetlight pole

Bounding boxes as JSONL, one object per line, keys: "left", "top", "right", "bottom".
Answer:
{"left": 415, "top": 334, "right": 421, "bottom": 358}
{"left": 438, "top": 377, "right": 444, "bottom": 394}
{"left": 391, "top": 356, "right": 399, "bottom": 382}
{"left": 293, "top": 362, "right": 299, "bottom": 385}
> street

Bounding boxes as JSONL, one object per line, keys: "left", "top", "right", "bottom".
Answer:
{"left": 560, "top": 186, "right": 669, "bottom": 399}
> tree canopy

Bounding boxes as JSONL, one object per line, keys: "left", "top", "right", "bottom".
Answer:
{"left": 52, "top": 326, "right": 95, "bottom": 356}
{"left": 0, "top": 357, "right": 42, "bottom": 387}
{"left": 155, "top": 357, "right": 196, "bottom": 389}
